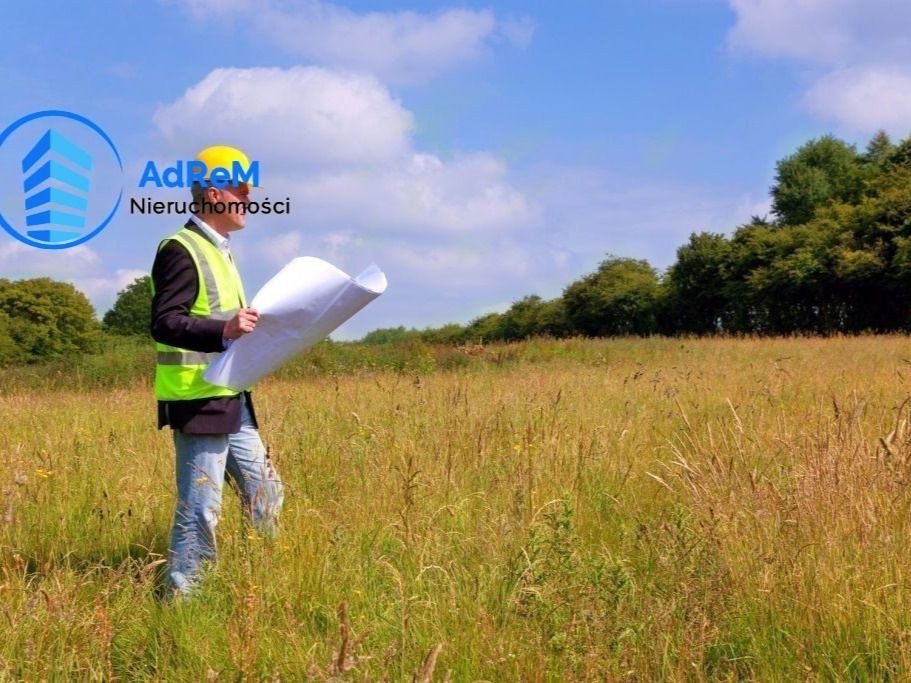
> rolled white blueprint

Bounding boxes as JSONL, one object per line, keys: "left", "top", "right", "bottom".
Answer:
{"left": 203, "top": 257, "right": 387, "bottom": 390}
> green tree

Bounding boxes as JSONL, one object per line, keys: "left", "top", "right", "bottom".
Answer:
{"left": 662, "top": 232, "right": 732, "bottom": 334}
{"left": 420, "top": 323, "right": 467, "bottom": 345}
{"left": 464, "top": 313, "right": 505, "bottom": 343}
{"left": 863, "top": 130, "right": 895, "bottom": 169}
{"left": 535, "top": 297, "right": 570, "bottom": 338}
{"left": 885, "top": 136, "right": 911, "bottom": 170}
{"left": 103, "top": 275, "right": 152, "bottom": 337}
{"left": 563, "top": 256, "right": 659, "bottom": 336}
{"left": 0, "top": 278, "right": 100, "bottom": 362}
{"left": 771, "top": 135, "right": 866, "bottom": 226}
{"left": 497, "top": 296, "right": 548, "bottom": 341}
{"left": 722, "top": 218, "right": 836, "bottom": 334}
{"left": 0, "top": 309, "right": 23, "bottom": 365}
{"left": 361, "top": 326, "right": 421, "bottom": 344}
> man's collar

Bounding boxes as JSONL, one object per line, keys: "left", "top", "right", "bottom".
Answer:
{"left": 188, "top": 214, "right": 229, "bottom": 248}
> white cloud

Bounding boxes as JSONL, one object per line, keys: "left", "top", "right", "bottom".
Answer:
{"left": 804, "top": 66, "right": 911, "bottom": 136}
{"left": 258, "top": 230, "right": 304, "bottom": 266}
{"left": 0, "top": 242, "right": 145, "bottom": 316}
{"left": 727, "top": 0, "right": 854, "bottom": 63}
{"left": 499, "top": 16, "right": 535, "bottom": 50}
{"left": 519, "top": 164, "right": 769, "bottom": 271}
{"left": 386, "top": 241, "right": 531, "bottom": 284}
{"left": 320, "top": 231, "right": 357, "bottom": 249}
{"left": 154, "top": 66, "right": 413, "bottom": 167}
{"left": 154, "top": 66, "right": 535, "bottom": 236}
{"left": 0, "top": 242, "right": 100, "bottom": 276}
{"left": 73, "top": 269, "right": 148, "bottom": 310}
{"left": 727, "top": 0, "right": 911, "bottom": 65}
{"left": 726, "top": 0, "right": 911, "bottom": 135}
{"left": 168, "top": 0, "right": 530, "bottom": 85}
{"left": 318, "top": 231, "right": 367, "bottom": 264}
{"left": 290, "top": 152, "right": 536, "bottom": 234}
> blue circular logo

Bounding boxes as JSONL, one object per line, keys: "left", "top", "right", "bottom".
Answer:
{"left": 0, "top": 110, "right": 123, "bottom": 250}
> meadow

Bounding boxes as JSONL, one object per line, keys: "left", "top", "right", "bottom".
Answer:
{"left": 2, "top": 336, "right": 911, "bottom": 680}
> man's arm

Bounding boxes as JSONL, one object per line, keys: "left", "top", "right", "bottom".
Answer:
{"left": 150, "top": 241, "right": 227, "bottom": 352}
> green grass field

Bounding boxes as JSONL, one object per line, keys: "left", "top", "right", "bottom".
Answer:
{"left": 3, "top": 336, "right": 911, "bottom": 680}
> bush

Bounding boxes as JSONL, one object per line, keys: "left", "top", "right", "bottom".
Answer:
{"left": 0, "top": 278, "right": 101, "bottom": 363}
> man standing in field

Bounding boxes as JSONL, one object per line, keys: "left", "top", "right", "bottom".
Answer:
{"left": 150, "top": 145, "right": 284, "bottom": 596}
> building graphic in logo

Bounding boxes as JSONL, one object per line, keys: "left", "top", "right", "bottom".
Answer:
{"left": 0, "top": 110, "right": 122, "bottom": 250}
{"left": 22, "top": 130, "right": 93, "bottom": 244}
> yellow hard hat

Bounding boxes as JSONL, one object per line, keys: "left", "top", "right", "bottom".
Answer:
{"left": 194, "top": 145, "right": 260, "bottom": 187}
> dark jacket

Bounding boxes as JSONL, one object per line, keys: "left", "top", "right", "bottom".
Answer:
{"left": 150, "top": 220, "right": 258, "bottom": 434}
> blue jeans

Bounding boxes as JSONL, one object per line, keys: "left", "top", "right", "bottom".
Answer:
{"left": 167, "top": 394, "right": 284, "bottom": 594}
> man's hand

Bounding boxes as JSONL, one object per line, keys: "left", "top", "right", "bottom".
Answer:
{"left": 223, "top": 307, "right": 260, "bottom": 341}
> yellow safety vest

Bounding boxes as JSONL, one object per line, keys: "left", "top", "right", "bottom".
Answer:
{"left": 153, "top": 227, "right": 247, "bottom": 401}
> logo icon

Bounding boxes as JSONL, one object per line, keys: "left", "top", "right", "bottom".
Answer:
{"left": 0, "top": 110, "right": 122, "bottom": 249}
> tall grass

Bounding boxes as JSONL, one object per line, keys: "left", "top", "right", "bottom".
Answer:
{"left": 0, "top": 334, "right": 639, "bottom": 394}
{"left": 2, "top": 336, "right": 911, "bottom": 679}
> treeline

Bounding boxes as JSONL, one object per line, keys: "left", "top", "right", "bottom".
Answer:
{"left": 2, "top": 131, "right": 911, "bottom": 365}
{"left": 0, "top": 276, "right": 149, "bottom": 366}
{"left": 365, "top": 131, "right": 911, "bottom": 344}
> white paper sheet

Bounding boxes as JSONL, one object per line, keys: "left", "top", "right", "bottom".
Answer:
{"left": 203, "top": 257, "right": 387, "bottom": 390}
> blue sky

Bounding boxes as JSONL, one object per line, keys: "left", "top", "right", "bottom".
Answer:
{"left": 1, "top": 0, "right": 909, "bottom": 338}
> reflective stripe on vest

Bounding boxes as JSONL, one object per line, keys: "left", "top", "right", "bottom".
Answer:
{"left": 153, "top": 226, "right": 249, "bottom": 401}
{"left": 157, "top": 350, "right": 220, "bottom": 365}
